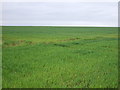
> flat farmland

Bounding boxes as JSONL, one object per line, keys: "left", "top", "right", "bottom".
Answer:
{"left": 2, "top": 26, "right": 118, "bottom": 88}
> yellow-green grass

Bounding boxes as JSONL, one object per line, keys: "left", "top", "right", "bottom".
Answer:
{"left": 2, "top": 26, "right": 118, "bottom": 88}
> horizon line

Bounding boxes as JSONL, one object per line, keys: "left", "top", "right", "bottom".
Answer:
{"left": 1, "top": 25, "right": 118, "bottom": 27}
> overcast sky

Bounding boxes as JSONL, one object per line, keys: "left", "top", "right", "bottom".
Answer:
{"left": 2, "top": 0, "right": 118, "bottom": 27}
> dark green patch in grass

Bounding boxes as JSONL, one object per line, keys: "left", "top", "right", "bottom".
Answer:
{"left": 72, "top": 42, "right": 80, "bottom": 45}
{"left": 53, "top": 44, "right": 69, "bottom": 47}
{"left": 74, "top": 50, "right": 94, "bottom": 55}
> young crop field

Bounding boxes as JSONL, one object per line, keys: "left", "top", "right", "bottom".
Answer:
{"left": 2, "top": 26, "right": 118, "bottom": 88}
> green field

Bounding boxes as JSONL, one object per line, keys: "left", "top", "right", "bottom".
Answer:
{"left": 2, "top": 26, "right": 118, "bottom": 88}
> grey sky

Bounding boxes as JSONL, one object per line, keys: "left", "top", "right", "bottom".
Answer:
{"left": 2, "top": 2, "right": 118, "bottom": 27}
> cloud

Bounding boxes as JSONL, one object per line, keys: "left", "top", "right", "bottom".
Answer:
{"left": 2, "top": 0, "right": 119, "bottom": 2}
{"left": 2, "top": 2, "right": 118, "bottom": 27}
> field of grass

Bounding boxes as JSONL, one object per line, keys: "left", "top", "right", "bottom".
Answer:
{"left": 2, "top": 26, "right": 118, "bottom": 88}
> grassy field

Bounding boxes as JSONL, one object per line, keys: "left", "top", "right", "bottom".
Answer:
{"left": 2, "top": 26, "right": 118, "bottom": 88}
